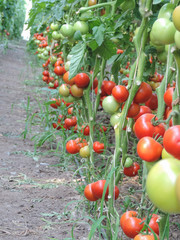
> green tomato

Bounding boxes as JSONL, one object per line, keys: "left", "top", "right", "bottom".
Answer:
{"left": 172, "top": 5, "right": 180, "bottom": 31}
{"left": 50, "top": 22, "right": 59, "bottom": 31}
{"left": 175, "top": 30, "right": 180, "bottom": 49}
{"left": 102, "top": 96, "right": 120, "bottom": 115}
{"left": 67, "top": 54, "right": 73, "bottom": 61}
{"left": 79, "top": 146, "right": 90, "bottom": 158}
{"left": 110, "top": 113, "right": 122, "bottom": 127}
{"left": 60, "top": 24, "right": 75, "bottom": 38}
{"left": 150, "top": 41, "right": 165, "bottom": 52}
{"left": 150, "top": 18, "right": 176, "bottom": 46}
{"left": 158, "top": 3, "right": 175, "bottom": 20}
{"left": 124, "top": 157, "right": 133, "bottom": 168}
{"left": 49, "top": 82, "right": 54, "bottom": 88}
{"left": 34, "top": 39, "right": 40, "bottom": 44}
{"left": 162, "top": 148, "right": 175, "bottom": 159}
{"left": 52, "top": 31, "right": 61, "bottom": 40}
{"left": 79, "top": 10, "right": 93, "bottom": 21}
{"left": 59, "top": 84, "right": 70, "bottom": 97}
{"left": 73, "top": 21, "right": 89, "bottom": 35}
{"left": 46, "top": 46, "right": 51, "bottom": 51}
{"left": 176, "top": 174, "right": 180, "bottom": 204}
{"left": 146, "top": 158, "right": 180, "bottom": 214}
{"left": 63, "top": 95, "right": 76, "bottom": 103}
{"left": 157, "top": 51, "right": 167, "bottom": 63}
{"left": 43, "top": 50, "right": 49, "bottom": 56}
{"left": 65, "top": 61, "right": 70, "bottom": 71}
{"left": 50, "top": 56, "right": 57, "bottom": 64}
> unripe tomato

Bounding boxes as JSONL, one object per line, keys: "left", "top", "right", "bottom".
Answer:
{"left": 102, "top": 96, "right": 120, "bottom": 114}
{"left": 84, "top": 183, "right": 98, "bottom": 201}
{"left": 158, "top": 3, "right": 175, "bottom": 20}
{"left": 124, "top": 157, "right": 133, "bottom": 168}
{"left": 88, "top": 0, "right": 97, "bottom": 6}
{"left": 150, "top": 18, "right": 176, "bottom": 45}
{"left": 176, "top": 174, "right": 180, "bottom": 204}
{"left": 172, "top": 5, "right": 180, "bottom": 31}
{"left": 70, "top": 84, "right": 84, "bottom": 98}
{"left": 80, "top": 146, "right": 90, "bottom": 158}
{"left": 110, "top": 113, "right": 122, "bottom": 127}
{"left": 50, "top": 22, "right": 59, "bottom": 31}
{"left": 161, "top": 148, "right": 174, "bottom": 159}
{"left": 174, "top": 30, "right": 180, "bottom": 49}
{"left": 146, "top": 158, "right": 180, "bottom": 214}
{"left": 59, "top": 84, "right": 70, "bottom": 97}
{"left": 73, "top": 21, "right": 89, "bottom": 35}
{"left": 137, "top": 137, "right": 163, "bottom": 162}
{"left": 60, "top": 24, "right": 75, "bottom": 38}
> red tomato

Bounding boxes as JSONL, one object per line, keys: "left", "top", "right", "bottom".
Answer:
{"left": 163, "top": 125, "right": 180, "bottom": 159}
{"left": 120, "top": 211, "right": 144, "bottom": 238}
{"left": 84, "top": 183, "right": 99, "bottom": 201}
{"left": 134, "top": 106, "right": 152, "bottom": 121}
{"left": 103, "top": 80, "right": 116, "bottom": 95}
{"left": 145, "top": 93, "right": 158, "bottom": 110}
{"left": 124, "top": 162, "right": 140, "bottom": 177}
{"left": 134, "top": 233, "right": 160, "bottom": 240}
{"left": 137, "top": 137, "right": 163, "bottom": 162}
{"left": 81, "top": 125, "right": 90, "bottom": 136}
{"left": 75, "top": 138, "right": 88, "bottom": 149}
{"left": 134, "top": 82, "right": 152, "bottom": 103}
{"left": 117, "top": 49, "right": 124, "bottom": 54}
{"left": 164, "top": 87, "right": 174, "bottom": 107}
{"left": 63, "top": 71, "right": 76, "bottom": 85}
{"left": 148, "top": 214, "right": 159, "bottom": 235}
{"left": 75, "top": 73, "right": 90, "bottom": 88}
{"left": 93, "top": 141, "right": 104, "bottom": 154}
{"left": 126, "top": 102, "right": 140, "bottom": 118}
{"left": 54, "top": 65, "right": 66, "bottom": 76}
{"left": 92, "top": 77, "right": 98, "bottom": 89}
{"left": 43, "top": 70, "right": 49, "bottom": 76}
{"left": 66, "top": 140, "right": 79, "bottom": 154}
{"left": 112, "top": 85, "right": 129, "bottom": 103}
{"left": 91, "top": 180, "right": 108, "bottom": 199}
{"left": 120, "top": 211, "right": 138, "bottom": 228}
{"left": 50, "top": 98, "right": 61, "bottom": 109}
{"left": 134, "top": 113, "right": 165, "bottom": 139}
{"left": 53, "top": 80, "right": 59, "bottom": 88}
{"left": 67, "top": 107, "right": 73, "bottom": 115}
{"left": 100, "top": 126, "right": 107, "bottom": 133}
{"left": 54, "top": 59, "right": 64, "bottom": 67}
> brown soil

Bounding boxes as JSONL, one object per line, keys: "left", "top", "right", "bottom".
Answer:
{"left": 0, "top": 41, "right": 89, "bottom": 240}
{"left": 0, "top": 41, "right": 179, "bottom": 240}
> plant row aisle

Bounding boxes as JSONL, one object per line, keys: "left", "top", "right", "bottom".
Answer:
{"left": 2, "top": 0, "right": 180, "bottom": 239}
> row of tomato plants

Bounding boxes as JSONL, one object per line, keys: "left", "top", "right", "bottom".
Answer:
{"left": 27, "top": 0, "right": 180, "bottom": 239}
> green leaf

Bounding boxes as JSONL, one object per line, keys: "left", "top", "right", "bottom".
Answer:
{"left": 88, "top": 216, "right": 106, "bottom": 240}
{"left": 92, "top": 24, "right": 105, "bottom": 46}
{"left": 73, "top": 31, "right": 83, "bottom": 41}
{"left": 69, "top": 42, "right": 86, "bottom": 79}
{"left": 95, "top": 39, "right": 116, "bottom": 60}
{"left": 88, "top": 40, "right": 98, "bottom": 51}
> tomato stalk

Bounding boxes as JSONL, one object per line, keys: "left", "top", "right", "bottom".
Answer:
{"left": 172, "top": 49, "right": 180, "bottom": 125}
{"left": 77, "top": 1, "right": 116, "bottom": 14}
{"left": 159, "top": 214, "right": 170, "bottom": 239}
{"left": 156, "top": 45, "right": 174, "bottom": 119}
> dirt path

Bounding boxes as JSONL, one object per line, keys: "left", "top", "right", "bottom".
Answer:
{"left": 0, "top": 41, "right": 88, "bottom": 240}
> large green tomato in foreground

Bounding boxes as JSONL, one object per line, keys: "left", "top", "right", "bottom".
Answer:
{"left": 146, "top": 158, "right": 180, "bottom": 214}
{"left": 150, "top": 18, "right": 176, "bottom": 45}
{"left": 175, "top": 31, "right": 180, "bottom": 49}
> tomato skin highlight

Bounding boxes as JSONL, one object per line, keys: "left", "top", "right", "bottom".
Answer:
{"left": 163, "top": 125, "right": 180, "bottom": 159}
{"left": 137, "top": 137, "right": 163, "bottom": 162}
{"left": 134, "top": 113, "right": 165, "bottom": 139}
{"left": 84, "top": 183, "right": 98, "bottom": 201}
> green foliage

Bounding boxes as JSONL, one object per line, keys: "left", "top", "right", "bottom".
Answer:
{"left": 0, "top": 0, "right": 26, "bottom": 39}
